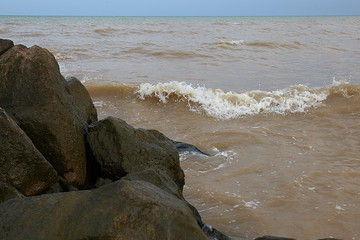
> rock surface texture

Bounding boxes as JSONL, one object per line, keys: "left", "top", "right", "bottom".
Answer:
{"left": 0, "top": 171, "right": 208, "bottom": 240}
{"left": 0, "top": 43, "right": 96, "bottom": 186}
{"left": 0, "top": 107, "right": 58, "bottom": 203}
{"left": 86, "top": 116, "right": 185, "bottom": 190}
{"left": 66, "top": 76, "right": 98, "bottom": 124}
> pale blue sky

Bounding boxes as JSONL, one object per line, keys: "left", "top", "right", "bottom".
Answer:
{"left": 1, "top": 0, "right": 360, "bottom": 16}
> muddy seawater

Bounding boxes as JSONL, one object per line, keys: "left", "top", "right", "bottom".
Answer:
{"left": 1, "top": 15, "right": 360, "bottom": 239}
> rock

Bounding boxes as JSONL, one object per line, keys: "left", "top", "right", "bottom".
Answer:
{"left": 254, "top": 236, "right": 296, "bottom": 240}
{"left": 0, "top": 170, "right": 208, "bottom": 240}
{"left": 86, "top": 116, "right": 185, "bottom": 190}
{"left": 0, "top": 182, "right": 24, "bottom": 204}
{"left": 173, "top": 141, "right": 211, "bottom": 156}
{"left": 0, "top": 44, "right": 89, "bottom": 186}
{"left": 317, "top": 239, "right": 342, "bottom": 240}
{"left": 123, "top": 169, "right": 183, "bottom": 200}
{"left": 187, "top": 201, "right": 231, "bottom": 240}
{"left": 0, "top": 107, "right": 58, "bottom": 203}
{"left": 0, "top": 39, "right": 13, "bottom": 55}
{"left": 124, "top": 169, "right": 230, "bottom": 240}
{"left": 45, "top": 183, "right": 63, "bottom": 194}
{"left": 66, "top": 77, "right": 98, "bottom": 124}
{"left": 95, "top": 177, "right": 113, "bottom": 188}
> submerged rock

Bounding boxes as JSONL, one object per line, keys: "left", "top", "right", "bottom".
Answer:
{"left": 0, "top": 170, "right": 208, "bottom": 240}
{"left": 0, "top": 43, "right": 96, "bottom": 186}
{"left": 173, "top": 141, "right": 211, "bottom": 156}
{"left": 255, "top": 236, "right": 296, "bottom": 240}
{"left": 86, "top": 116, "right": 185, "bottom": 190}
{"left": 0, "top": 107, "right": 58, "bottom": 203}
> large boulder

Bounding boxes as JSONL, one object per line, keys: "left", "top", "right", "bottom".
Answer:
{"left": 0, "top": 107, "right": 58, "bottom": 203}
{"left": 0, "top": 170, "right": 208, "bottom": 240}
{"left": 0, "top": 42, "right": 93, "bottom": 186}
{"left": 66, "top": 77, "right": 97, "bottom": 124}
{"left": 86, "top": 116, "right": 185, "bottom": 190}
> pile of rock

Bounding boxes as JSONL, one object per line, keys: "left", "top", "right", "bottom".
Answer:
{"left": 0, "top": 39, "right": 229, "bottom": 240}
{"left": 1, "top": 39, "right": 339, "bottom": 240}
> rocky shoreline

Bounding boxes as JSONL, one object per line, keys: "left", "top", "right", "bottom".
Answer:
{"left": 0, "top": 39, "right": 339, "bottom": 240}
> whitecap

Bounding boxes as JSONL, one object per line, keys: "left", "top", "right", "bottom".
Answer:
{"left": 135, "top": 81, "right": 341, "bottom": 120}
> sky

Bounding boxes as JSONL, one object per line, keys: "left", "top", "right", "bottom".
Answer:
{"left": 1, "top": 0, "right": 360, "bottom": 16}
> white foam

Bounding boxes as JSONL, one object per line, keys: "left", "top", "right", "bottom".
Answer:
{"left": 215, "top": 40, "right": 244, "bottom": 46}
{"left": 242, "top": 199, "right": 260, "bottom": 209}
{"left": 136, "top": 81, "right": 333, "bottom": 120}
{"left": 93, "top": 101, "right": 104, "bottom": 107}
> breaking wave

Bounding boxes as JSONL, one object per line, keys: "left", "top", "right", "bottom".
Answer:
{"left": 136, "top": 80, "right": 358, "bottom": 120}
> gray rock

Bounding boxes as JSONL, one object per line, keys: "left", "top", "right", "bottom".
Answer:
{"left": 86, "top": 116, "right": 185, "bottom": 191}
{"left": 0, "top": 170, "right": 208, "bottom": 240}
{"left": 0, "top": 107, "right": 58, "bottom": 203}
{"left": 0, "top": 44, "right": 89, "bottom": 186}
{"left": 254, "top": 236, "right": 296, "bottom": 240}
{"left": 173, "top": 141, "right": 211, "bottom": 156}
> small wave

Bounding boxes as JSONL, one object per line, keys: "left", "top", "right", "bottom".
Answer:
{"left": 94, "top": 27, "right": 119, "bottom": 36}
{"left": 245, "top": 40, "right": 303, "bottom": 49}
{"left": 122, "top": 47, "right": 213, "bottom": 59}
{"left": 212, "top": 21, "right": 231, "bottom": 26}
{"left": 214, "top": 40, "right": 303, "bottom": 49}
{"left": 215, "top": 40, "right": 244, "bottom": 46}
{"left": 136, "top": 80, "right": 357, "bottom": 120}
{"left": 87, "top": 84, "right": 137, "bottom": 97}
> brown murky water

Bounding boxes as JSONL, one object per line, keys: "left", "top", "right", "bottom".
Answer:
{"left": 2, "top": 15, "right": 360, "bottom": 239}
{"left": 87, "top": 82, "right": 360, "bottom": 240}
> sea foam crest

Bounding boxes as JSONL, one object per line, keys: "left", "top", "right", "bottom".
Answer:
{"left": 215, "top": 40, "right": 244, "bottom": 46}
{"left": 136, "top": 81, "right": 332, "bottom": 120}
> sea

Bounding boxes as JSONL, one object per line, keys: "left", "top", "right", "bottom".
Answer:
{"left": 1, "top": 15, "right": 360, "bottom": 240}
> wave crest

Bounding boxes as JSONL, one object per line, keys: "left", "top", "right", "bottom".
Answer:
{"left": 136, "top": 81, "right": 355, "bottom": 120}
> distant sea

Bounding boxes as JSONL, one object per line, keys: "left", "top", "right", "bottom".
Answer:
{"left": 1, "top": 16, "right": 360, "bottom": 239}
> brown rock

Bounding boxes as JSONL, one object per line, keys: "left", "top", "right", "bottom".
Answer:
{"left": 0, "top": 44, "right": 88, "bottom": 186}
{"left": 0, "top": 170, "right": 207, "bottom": 240}
{"left": 66, "top": 77, "right": 98, "bottom": 124}
{"left": 86, "top": 116, "right": 185, "bottom": 190}
{"left": 0, "top": 107, "right": 58, "bottom": 203}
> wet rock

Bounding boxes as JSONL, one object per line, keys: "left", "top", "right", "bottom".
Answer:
{"left": 187, "top": 201, "right": 230, "bottom": 240}
{"left": 86, "top": 116, "right": 185, "bottom": 190}
{"left": 0, "top": 108, "right": 58, "bottom": 203}
{"left": 0, "top": 39, "right": 13, "bottom": 55}
{"left": 317, "top": 238, "right": 342, "bottom": 240}
{"left": 173, "top": 141, "right": 211, "bottom": 156}
{"left": 0, "top": 170, "right": 208, "bottom": 240}
{"left": 254, "top": 236, "right": 296, "bottom": 240}
{"left": 0, "top": 44, "right": 90, "bottom": 186}
{"left": 66, "top": 77, "right": 98, "bottom": 124}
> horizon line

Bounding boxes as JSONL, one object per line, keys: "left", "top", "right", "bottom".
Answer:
{"left": 1, "top": 14, "right": 359, "bottom": 17}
